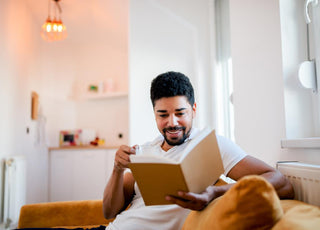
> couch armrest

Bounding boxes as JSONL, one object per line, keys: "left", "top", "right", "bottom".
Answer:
{"left": 18, "top": 200, "right": 113, "bottom": 229}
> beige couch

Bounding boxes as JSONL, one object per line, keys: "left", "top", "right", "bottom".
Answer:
{"left": 18, "top": 176, "right": 320, "bottom": 229}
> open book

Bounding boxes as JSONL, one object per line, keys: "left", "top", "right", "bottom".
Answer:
{"left": 129, "top": 128, "right": 224, "bottom": 206}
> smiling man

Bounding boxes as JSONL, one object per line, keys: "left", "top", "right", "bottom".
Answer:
{"left": 102, "top": 71, "right": 294, "bottom": 230}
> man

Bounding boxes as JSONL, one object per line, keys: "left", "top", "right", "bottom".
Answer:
{"left": 103, "top": 71, "right": 294, "bottom": 229}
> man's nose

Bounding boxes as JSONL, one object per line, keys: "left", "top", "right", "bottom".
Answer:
{"left": 168, "top": 114, "right": 179, "bottom": 126}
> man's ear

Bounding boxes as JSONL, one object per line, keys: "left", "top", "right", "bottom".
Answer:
{"left": 192, "top": 103, "right": 197, "bottom": 117}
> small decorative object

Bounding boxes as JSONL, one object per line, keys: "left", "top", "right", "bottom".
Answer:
{"left": 88, "top": 85, "right": 98, "bottom": 92}
{"left": 31, "top": 91, "right": 39, "bottom": 120}
{"left": 90, "top": 137, "right": 99, "bottom": 146}
{"left": 90, "top": 137, "right": 105, "bottom": 146}
{"left": 81, "top": 129, "right": 96, "bottom": 145}
{"left": 59, "top": 129, "right": 82, "bottom": 146}
{"left": 105, "top": 78, "right": 114, "bottom": 92}
{"left": 98, "top": 81, "right": 105, "bottom": 93}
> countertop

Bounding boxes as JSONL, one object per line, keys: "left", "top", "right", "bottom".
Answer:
{"left": 49, "top": 145, "right": 119, "bottom": 151}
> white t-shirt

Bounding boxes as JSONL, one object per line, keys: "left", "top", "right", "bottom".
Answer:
{"left": 106, "top": 128, "right": 247, "bottom": 230}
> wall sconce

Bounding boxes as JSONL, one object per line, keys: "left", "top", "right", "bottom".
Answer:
{"left": 41, "top": 0, "right": 67, "bottom": 42}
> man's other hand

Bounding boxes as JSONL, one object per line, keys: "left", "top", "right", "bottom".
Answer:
{"left": 165, "top": 184, "right": 230, "bottom": 211}
{"left": 165, "top": 188, "right": 213, "bottom": 211}
{"left": 114, "top": 145, "right": 137, "bottom": 172}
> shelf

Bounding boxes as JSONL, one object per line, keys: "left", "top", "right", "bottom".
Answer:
{"left": 281, "top": 137, "right": 320, "bottom": 149}
{"left": 83, "top": 92, "right": 128, "bottom": 100}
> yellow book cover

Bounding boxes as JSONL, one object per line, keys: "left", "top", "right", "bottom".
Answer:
{"left": 129, "top": 128, "right": 224, "bottom": 206}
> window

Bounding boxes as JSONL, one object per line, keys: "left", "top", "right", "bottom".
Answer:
{"left": 214, "top": 0, "right": 234, "bottom": 140}
{"left": 280, "top": 0, "right": 320, "bottom": 148}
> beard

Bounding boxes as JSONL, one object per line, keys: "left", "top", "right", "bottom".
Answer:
{"left": 162, "top": 126, "right": 191, "bottom": 146}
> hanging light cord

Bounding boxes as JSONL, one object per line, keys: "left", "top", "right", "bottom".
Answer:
{"left": 54, "top": 0, "right": 62, "bottom": 14}
{"left": 47, "top": 0, "right": 51, "bottom": 18}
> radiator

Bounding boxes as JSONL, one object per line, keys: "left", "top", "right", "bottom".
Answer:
{"left": 277, "top": 161, "right": 320, "bottom": 206}
{"left": 1, "top": 156, "right": 26, "bottom": 229}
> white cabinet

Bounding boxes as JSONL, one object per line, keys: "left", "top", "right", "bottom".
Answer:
{"left": 49, "top": 148, "right": 116, "bottom": 202}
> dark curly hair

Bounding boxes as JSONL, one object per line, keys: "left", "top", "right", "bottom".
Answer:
{"left": 150, "top": 71, "right": 195, "bottom": 107}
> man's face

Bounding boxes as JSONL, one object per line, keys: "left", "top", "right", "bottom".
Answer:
{"left": 154, "top": 96, "right": 196, "bottom": 151}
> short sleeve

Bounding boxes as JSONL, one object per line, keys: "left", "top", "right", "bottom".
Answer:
{"left": 216, "top": 135, "right": 247, "bottom": 175}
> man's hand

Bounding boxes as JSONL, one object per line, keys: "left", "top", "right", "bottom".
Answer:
{"left": 165, "top": 184, "right": 232, "bottom": 211}
{"left": 165, "top": 186, "right": 219, "bottom": 211}
{"left": 114, "top": 145, "right": 137, "bottom": 172}
{"left": 165, "top": 192, "right": 210, "bottom": 211}
{"left": 104, "top": 145, "right": 136, "bottom": 219}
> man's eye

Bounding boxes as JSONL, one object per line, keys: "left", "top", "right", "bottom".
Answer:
{"left": 159, "top": 114, "right": 168, "bottom": 118}
{"left": 176, "top": 113, "right": 185, "bottom": 116}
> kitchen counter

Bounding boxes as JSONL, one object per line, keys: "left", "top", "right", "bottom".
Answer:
{"left": 49, "top": 145, "right": 119, "bottom": 151}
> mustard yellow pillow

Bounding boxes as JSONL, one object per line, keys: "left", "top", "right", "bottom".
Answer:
{"left": 182, "top": 175, "right": 283, "bottom": 230}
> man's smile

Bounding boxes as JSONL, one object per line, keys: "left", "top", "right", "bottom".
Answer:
{"left": 163, "top": 127, "right": 185, "bottom": 139}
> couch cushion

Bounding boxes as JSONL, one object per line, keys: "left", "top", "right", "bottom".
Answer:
{"left": 280, "top": 199, "right": 312, "bottom": 213}
{"left": 182, "top": 175, "right": 283, "bottom": 230}
{"left": 272, "top": 203, "right": 320, "bottom": 230}
{"left": 18, "top": 200, "right": 111, "bottom": 228}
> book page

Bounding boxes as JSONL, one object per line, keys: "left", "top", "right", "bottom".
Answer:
{"left": 130, "top": 154, "right": 176, "bottom": 164}
{"left": 181, "top": 129, "right": 224, "bottom": 193}
{"left": 179, "top": 127, "right": 211, "bottom": 161}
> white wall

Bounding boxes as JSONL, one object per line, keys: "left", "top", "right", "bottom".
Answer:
{"left": 129, "top": 0, "right": 215, "bottom": 145}
{"left": 0, "top": 0, "right": 49, "bottom": 204}
{"left": 229, "top": 0, "right": 320, "bottom": 167}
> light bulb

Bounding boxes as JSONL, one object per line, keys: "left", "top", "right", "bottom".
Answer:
{"left": 41, "top": 17, "right": 54, "bottom": 41}
{"left": 57, "top": 24, "right": 63, "bottom": 32}
{"left": 57, "top": 20, "right": 68, "bottom": 40}
{"left": 52, "top": 19, "right": 58, "bottom": 32}
{"left": 46, "top": 23, "right": 52, "bottom": 32}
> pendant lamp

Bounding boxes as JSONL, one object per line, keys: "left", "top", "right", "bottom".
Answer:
{"left": 41, "top": 0, "right": 67, "bottom": 42}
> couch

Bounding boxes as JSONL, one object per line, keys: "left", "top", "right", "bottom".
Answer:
{"left": 18, "top": 175, "right": 320, "bottom": 229}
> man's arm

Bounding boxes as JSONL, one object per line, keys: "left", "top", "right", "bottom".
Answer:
{"left": 166, "top": 155, "right": 294, "bottom": 210}
{"left": 102, "top": 145, "right": 136, "bottom": 219}
{"left": 227, "top": 155, "right": 294, "bottom": 199}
